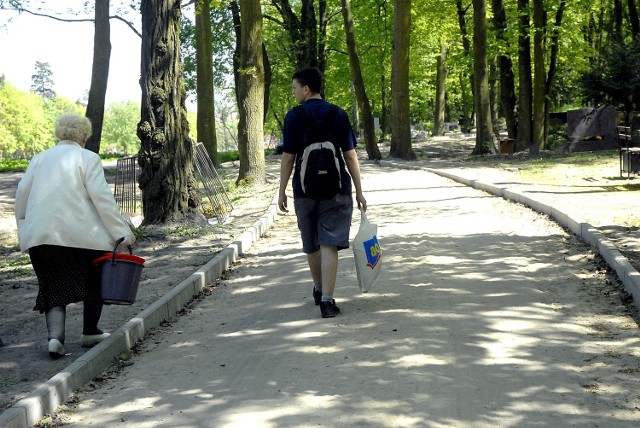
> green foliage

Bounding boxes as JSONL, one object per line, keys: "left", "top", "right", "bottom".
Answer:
{"left": 101, "top": 101, "right": 141, "bottom": 155}
{"left": 0, "top": 81, "right": 52, "bottom": 158}
{"left": 0, "top": 158, "right": 29, "bottom": 172}
{"left": 30, "top": 61, "right": 56, "bottom": 100}
{"left": 218, "top": 149, "right": 239, "bottom": 163}
{"left": 579, "top": 38, "right": 640, "bottom": 113}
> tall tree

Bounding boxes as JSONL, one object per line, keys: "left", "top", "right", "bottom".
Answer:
{"left": 629, "top": 0, "right": 640, "bottom": 37}
{"left": 544, "top": 1, "right": 566, "bottom": 145}
{"left": 516, "top": 0, "right": 533, "bottom": 151}
{"left": 532, "top": 0, "right": 545, "bottom": 152}
{"left": 455, "top": 0, "right": 473, "bottom": 130}
{"left": 433, "top": 41, "right": 447, "bottom": 136}
{"left": 31, "top": 61, "right": 56, "bottom": 100}
{"left": 138, "top": 0, "right": 201, "bottom": 224}
{"left": 472, "top": 0, "right": 495, "bottom": 154}
{"left": 491, "top": 0, "right": 517, "bottom": 139}
{"left": 340, "top": 0, "right": 381, "bottom": 160}
{"left": 84, "top": 0, "right": 111, "bottom": 154}
{"left": 236, "top": 0, "right": 265, "bottom": 184}
{"left": 390, "top": 0, "right": 415, "bottom": 160}
{"left": 268, "top": 0, "right": 327, "bottom": 73}
{"left": 195, "top": 0, "right": 218, "bottom": 164}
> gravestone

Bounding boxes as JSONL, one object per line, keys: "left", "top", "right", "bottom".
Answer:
{"left": 564, "top": 106, "right": 617, "bottom": 152}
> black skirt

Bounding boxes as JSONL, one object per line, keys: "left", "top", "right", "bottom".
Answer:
{"left": 29, "top": 245, "right": 106, "bottom": 313}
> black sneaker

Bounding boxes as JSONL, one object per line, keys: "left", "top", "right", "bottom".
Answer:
{"left": 312, "top": 286, "right": 322, "bottom": 305}
{"left": 320, "top": 300, "right": 341, "bottom": 318}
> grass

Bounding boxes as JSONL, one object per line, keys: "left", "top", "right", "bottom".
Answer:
{"left": 0, "top": 158, "right": 29, "bottom": 172}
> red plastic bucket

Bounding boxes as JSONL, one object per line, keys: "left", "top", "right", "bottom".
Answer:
{"left": 93, "top": 251, "right": 145, "bottom": 305}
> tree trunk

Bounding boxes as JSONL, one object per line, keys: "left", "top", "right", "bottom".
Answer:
{"left": 138, "top": 0, "right": 201, "bottom": 224}
{"left": 472, "top": 0, "right": 495, "bottom": 154}
{"left": 544, "top": 1, "right": 566, "bottom": 144}
{"left": 456, "top": 0, "right": 474, "bottom": 129}
{"left": 491, "top": 0, "right": 517, "bottom": 140}
{"left": 271, "top": 0, "right": 327, "bottom": 76}
{"left": 340, "top": 0, "right": 381, "bottom": 160}
{"left": 196, "top": 0, "right": 218, "bottom": 165}
{"left": 628, "top": 0, "right": 640, "bottom": 37}
{"left": 532, "top": 0, "right": 546, "bottom": 152}
{"left": 236, "top": 0, "right": 265, "bottom": 184}
{"left": 516, "top": 0, "right": 533, "bottom": 152}
{"left": 84, "top": 0, "right": 111, "bottom": 154}
{"left": 434, "top": 41, "right": 447, "bottom": 136}
{"left": 390, "top": 0, "right": 415, "bottom": 160}
{"left": 230, "top": 0, "right": 241, "bottom": 107}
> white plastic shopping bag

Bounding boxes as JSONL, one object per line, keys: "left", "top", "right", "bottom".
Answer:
{"left": 352, "top": 207, "right": 382, "bottom": 293}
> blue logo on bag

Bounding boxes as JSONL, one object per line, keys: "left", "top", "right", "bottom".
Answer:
{"left": 363, "top": 236, "right": 381, "bottom": 269}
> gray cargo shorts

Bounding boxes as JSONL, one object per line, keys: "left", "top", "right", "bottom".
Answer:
{"left": 294, "top": 193, "right": 353, "bottom": 253}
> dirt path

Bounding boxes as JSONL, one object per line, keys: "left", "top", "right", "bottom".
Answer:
{"left": 55, "top": 166, "right": 640, "bottom": 427}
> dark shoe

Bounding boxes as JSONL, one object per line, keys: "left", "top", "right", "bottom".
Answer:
{"left": 48, "top": 339, "right": 65, "bottom": 359}
{"left": 320, "top": 300, "right": 341, "bottom": 318}
{"left": 312, "top": 286, "right": 322, "bottom": 305}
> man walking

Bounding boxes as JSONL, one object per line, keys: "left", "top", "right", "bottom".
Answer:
{"left": 278, "top": 67, "right": 367, "bottom": 318}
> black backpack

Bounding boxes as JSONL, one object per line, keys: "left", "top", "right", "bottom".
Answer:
{"left": 295, "top": 104, "right": 343, "bottom": 200}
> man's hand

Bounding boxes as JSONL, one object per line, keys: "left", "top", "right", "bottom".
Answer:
{"left": 278, "top": 192, "right": 289, "bottom": 213}
{"left": 356, "top": 192, "right": 367, "bottom": 212}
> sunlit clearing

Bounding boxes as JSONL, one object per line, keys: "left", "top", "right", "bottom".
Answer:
{"left": 232, "top": 286, "right": 264, "bottom": 294}
{"left": 0, "top": 362, "right": 17, "bottom": 369}
{"left": 296, "top": 345, "right": 342, "bottom": 354}
{"left": 112, "top": 396, "right": 162, "bottom": 412}
{"left": 169, "top": 341, "right": 201, "bottom": 348}
{"left": 218, "top": 328, "right": 276, "bottom": 337}
{"left": 276, "top": 320, "right": 317, "bottom": 328}
{"left": 408, "top": 282, "right": 432, "bottom": 288}
{"left": 175, "top": 389, "right": 206, "bottom": 396}
{"left": 221, "top": 393, "right": 340, "bottom": 427}
{"left": 430, "top": 287, "right": 473, "bottom": 294}
{"left": 428, "top": 255, "right": 463, "bottom": 265}
{"left": 283, "top": 331, "right": 328, "bottom": 340}
{"left": 476, "top": 332, "right": 540, "bottom": 366}
{"left": 391, "top": 353, "right": 451, "bottom": 368}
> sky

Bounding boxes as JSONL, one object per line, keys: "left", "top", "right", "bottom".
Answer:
{"left": 0, "top": 6, "right": 142, "bottom": 105}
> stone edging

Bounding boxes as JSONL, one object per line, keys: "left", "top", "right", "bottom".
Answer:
{"left": 0, "top": 195, "right": 281, "bottom": 428}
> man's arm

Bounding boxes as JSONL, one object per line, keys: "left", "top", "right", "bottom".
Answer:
{"left": 343, "top": 148, "right": 367, "bottom": 211}
{"left": 278, "top": 152, "right": 296, "bottom": 212}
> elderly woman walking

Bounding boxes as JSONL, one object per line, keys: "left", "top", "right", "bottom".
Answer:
{"left": 15, "top": 113, "right": 136, "bottom": 359}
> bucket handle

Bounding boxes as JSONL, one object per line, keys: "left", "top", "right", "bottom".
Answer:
{"left": 110, "top": 237, "right": 133, "bottom": 265}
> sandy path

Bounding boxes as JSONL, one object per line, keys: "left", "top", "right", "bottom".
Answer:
{"left": 58, "top": 167, "right": 640, "bottom": 427}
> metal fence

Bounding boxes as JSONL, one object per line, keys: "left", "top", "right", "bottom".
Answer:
{"left": 192, "top": 142, "right": 233, "bottom": 224}
{"left": 113, "top": 143, "right": 233, "bottom": 225}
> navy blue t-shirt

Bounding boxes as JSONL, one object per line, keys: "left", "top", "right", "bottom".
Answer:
{"left": 282, "top": 98, "right": 357, "bottom": 198}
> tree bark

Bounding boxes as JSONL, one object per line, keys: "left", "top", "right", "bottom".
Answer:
{"left": 196, "top": 0, "right": 218, "bottom": 164}
{"left": 456, "top": 0, "right": 474, "bottom": 129}
{"left": 84, "top": 0, "right": 111, "bottom": 154}
{"left": 340, "top": 0, "right": 381, "bottom": 160}
{"left": 491, "top": 0, "right": 517, "bottom": 140}
{"left": 544, "top": 1, "right": 565, "bottom": 144}
{"left": 628, "top": 0, "right": 640, "bottom": 37}
{"left": 516, "top": 0, "right": 533, "bottom": 152}
{"left": 390, "top": 0, "right": 415, "bottom": 160}
{"left": 472, "top": 0, "right": 495, "bottom": 154}
{"left": 434, "top": 41, "right": 447, "bottom": 136}
{"left": 532, "top": 0, "right": 546, "bottom": 152}
{"left": 138, "top": 0, "right": 201, "bottom": 224}
{"left": 236, "top": 0, "right": 265, "bottom": 184}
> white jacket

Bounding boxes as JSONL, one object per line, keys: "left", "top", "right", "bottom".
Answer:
{"left": 14, "top": 141, "right": 135, "bottom": 252}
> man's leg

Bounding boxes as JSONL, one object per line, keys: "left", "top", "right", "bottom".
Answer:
{"left": 307, "top": 250, "right": 322, "bottom": 286}
{"left": 320, "top": 245, "right": 338, "bottom": 297}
